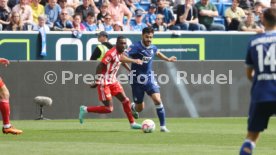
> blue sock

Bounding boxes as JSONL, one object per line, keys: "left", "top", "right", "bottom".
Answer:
{"left": 156, "top": 103, "right": 165, "bottom": 126}
{"left": 239, "top": 140, "right": 255, "bottom": 155}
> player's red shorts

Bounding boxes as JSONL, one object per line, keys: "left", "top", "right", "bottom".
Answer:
{"left": 97, "top": 81, "right": 124, "bottom": 101}
{"left": 0, "top": 77, "right": 5, "bottom": 88}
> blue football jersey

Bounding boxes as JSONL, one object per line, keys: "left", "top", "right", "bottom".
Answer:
{"left": 245, "top": 31, "right": 276, "bottom": 103}
{"left": 127, "top": 41, "right": 158, "bottom": 82}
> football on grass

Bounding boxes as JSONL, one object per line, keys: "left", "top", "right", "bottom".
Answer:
{"left": 141, "top": 119, "right": 155, "bottom": 133}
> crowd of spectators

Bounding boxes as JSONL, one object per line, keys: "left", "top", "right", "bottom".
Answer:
{"left": 0, "top": 0, "right": 275, "bottom": 32}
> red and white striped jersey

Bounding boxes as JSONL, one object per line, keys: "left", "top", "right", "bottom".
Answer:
{"left": 99, "top": 47, "right": 122, "bottom": 85}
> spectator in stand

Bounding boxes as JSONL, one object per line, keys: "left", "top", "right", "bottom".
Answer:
{"left": 156, "top": 0, "right": 180, "bottom": 30}
{"left": 72, "top": 13, "right": 86, "bottom": 31}
{"left": 83, "top": 11, "right": 98, "bottom": 31}
{"left": 152, "top": 14, "right": 167, "bottom": 31}
{"left": 131, "top": 9, "right": 147, "bottom": 31}
{"left": 238, "top": 11, "right": 264, "bottom": 33}
{"left": 154, "top": 0, "right": 171, "bottom": 7}
{"left": 272, "top": 0, "right": 276, "bottom": 8}
{"left": 254, "top": 2, "right": 264, "bottom": 28}
{"left": 108, "top": 0, "right": 132, "bottom": 27}
{"left": 58, "top": 0, "right": 74, "bottom": 17}
{"left": 102, "top": 13, "right": 113, "bottom": 31}
{"left": 144, "top": 4, "right": 157, "bottom": 27}
{"left": 8, "top": 0, "right": 19, "bottom": 9}
{"left": 12, "top": 0, "right": 33, "bottom": 24}
{"left": 75, "top": 0, "right": 99, "bottom": 22}
{"left": 173, "top": 0, "right": 184, "bottom": 13}
{"left": 270, "top": 0, "right": 276, "bottom": 8}
{"left": 30, "top": 0, "right": 45, "bottom": 25}
{"left": 5, "top": 11, "right": 27, "bottom": 30}
{"left": 0, "top": 0, "right": 11, "bottom": 31}
{"left": 65, "top": 0, "right": 79, "bottom": 10}
{"left": 124, "top": 0, "right": 143, "bottom": 15}
{"left": 45, "top": 0, "right": 61, "bottom": 29}
{"left": 225, "top": 0, "right": 246, "bottom": 30}
{"left": 255, "top": 0, "right": 271, "bottom": 8}
{"left": 97, "top": 2, "right": 109, "bottom": 24}
{"left": 94, "top": 0, "right": 104, "bottom": 8}
{"left": 113, "top": 21, "right": 123, "bottom": 31}
{"left": 33, "top": 14, "right": 50, "bottom": 31}
{"left": 53, "top": 9, "right": 73, "bottom": 30}
{"left": 176, "top": 0, "right": 201, "bottom": 30}
{"left": 239, "top": 0, "right": 254, "bottom": 14}
{"left": 195, "top": 0, "right": 225, "bottom": 31}
{"left": 124, "top": 0, "right": 135, "bottom": 12}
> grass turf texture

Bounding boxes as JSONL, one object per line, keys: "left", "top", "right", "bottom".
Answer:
{"left": 0, "top": 118, "right": 275, "bottom": 155}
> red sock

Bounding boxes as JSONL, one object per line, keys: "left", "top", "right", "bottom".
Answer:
{"left": 87, "top": 106, "right": 113, "bottom": 113}
{"left": 0, "top": 99, "right": 10, "bottom": 125}
{"left": 122, "top": 98, "right": 134, "bottom": 124}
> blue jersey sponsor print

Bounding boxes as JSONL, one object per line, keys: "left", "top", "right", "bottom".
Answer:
{"left": 127, "top": 41, "right": 158, "bottom": 84}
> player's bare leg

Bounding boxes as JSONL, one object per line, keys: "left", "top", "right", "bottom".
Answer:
{"left": 132, "top": 102, "right": 144, "bottom": 113}
{"left": 79, "top": 100, "right": 113, "bottom": 124}
{"left": 0, "top": 84, "right": 23, "bottom": 135}
{"left": 115, "top": 93, "right": 141, "bottom": 129}
{"left": 151, "top": 93, "right": 170, "bottom": 132}
{"left": 131, "top": 101, "right": 144, "bottom": 119}
{"left": 239, "top": 131, "right": 260, "bottom": 155}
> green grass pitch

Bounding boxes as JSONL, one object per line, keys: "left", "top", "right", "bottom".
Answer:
{"left": 1, "top": 118, "right": 275, "bottom": 155}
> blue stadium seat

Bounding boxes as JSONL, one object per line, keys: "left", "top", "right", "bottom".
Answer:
{"left": 212, "top": 2, "right": 223, "bottom": 16}
{"left": 210, "top": 0, "right": 219, "bottom": 3}
{"left": 221, "top": 0, "right": 232, "bottom": 3}
{"left": 139, "top": 0, "right": 151, "bottom": 4}
{"left": 139, "top": 3, "right": 150, "bottom": 12}
{"left": 123, "top": 17, "right": 136, "bottom": 25}
{"left": 214, "top": 16, "right": 225, "bottom": 25}
{"left": 134, "top": 3, "right": 145, "bottom": 11}
{"left": 222, "top": 2, "right": 232, "bottom": 16}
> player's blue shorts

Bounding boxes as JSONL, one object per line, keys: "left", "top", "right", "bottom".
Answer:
{"left": 248, "top": 101, "right": 276, "bottom": 132}
{"left": 131, "top": 80, "right": 160, "bottom": 104}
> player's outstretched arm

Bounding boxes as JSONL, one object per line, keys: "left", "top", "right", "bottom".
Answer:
{"left": 122, "top": 63, "right": 131, "bottom": 72}
{"left": 0, "top": 58, "right": 10, "bottom": 67}
{"left": 120, "top": 54, "right": 143, "bottom": 65}
{"left": 156, "top": 51, "right": 177, "bottom": 62}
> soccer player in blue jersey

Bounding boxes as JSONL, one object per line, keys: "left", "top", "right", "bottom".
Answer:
{"left": 239, "top": 8, "right": 276, "bottom": 155}
{"left": 126, "top": 27, "right": 177, "bottom": 132}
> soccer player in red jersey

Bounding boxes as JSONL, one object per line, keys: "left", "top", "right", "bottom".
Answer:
{"left": 79, "top": 36, "right": 143, "bottom": 129}
{"left": 0, "top": 58, "right": 23, "bottom": 135}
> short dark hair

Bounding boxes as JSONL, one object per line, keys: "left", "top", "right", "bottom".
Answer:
{"left": 73, "top": 13, "right": 81, "bottom": 19}
{"left": 263, "top": 8, "right": 276, "bottom": 27}
{"left": 142, "top": 27, "right": 154, "bottom": 35}
{"left": 117, "top": 35, "right": 126, "bottom": 42}
{"left": 254, "top": 1, "right": 262, "bottom": 7}
{"left": 58, "top": 0, "right": 67, "bottom": 3}
{"left": 86, "top": 11, "right": 95, "bottom": 18}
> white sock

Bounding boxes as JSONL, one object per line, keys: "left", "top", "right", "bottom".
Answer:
{"left": 155, "top": 103, "right": 164, "bottom": 109}
{"left": 3, "top": 124, "right": 11, "bottom": 129}
{"left": 131, "top": 103, "right": 137, "bottom": 112}
{"left": 244, "top": 139, "right": 256, "bottom": 148}
{"left": 83, "top": 106, "right": 88, "bottom": 113}
{"left": 160, "top": 126, "right": 166, "bottom": 129}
